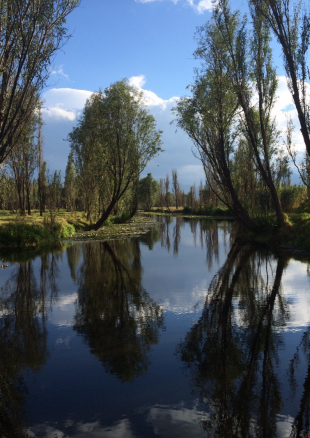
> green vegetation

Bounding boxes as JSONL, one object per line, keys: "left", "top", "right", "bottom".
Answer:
{"left": 173, "top": 0, "right": 310, "bottom": 238}
{"left": 1, "top": 0, "right": 310, "bottom": 251}
{"left": 68, "top": 80, "right": 162, "bottom": 229}
{"left": 0, "top": 212, "right": 76, "bottom": 247}
{"left": 0, "top": 210, "right": 158, "bottom": 248}
{"left": 0, "top": 0, "right": 80, "bottom": 165}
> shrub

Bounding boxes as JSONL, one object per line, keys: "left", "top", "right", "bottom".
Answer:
{"left": 0, "top": 218, "right": 75, "bottom": 247}
{"left": 279, "top": 185, "right": 307, "bottom": 212}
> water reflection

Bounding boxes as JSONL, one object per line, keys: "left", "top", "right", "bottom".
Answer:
{"left": 289, "top": 327, "right": 310, "bottom": 437}
{"left": 176, "top": 242, "right": 310, "bottom": 438}
{"left": 72, "top": 240, "right": 164, "bottom": 382}
{"left": 0, "top": 255, "right": 55, "bottom": 437}
{"left": 154, "top": 215, "right": 230, "bottom": 260}
{"left": 1, "top": 218, "right": 310, "bottom": 438}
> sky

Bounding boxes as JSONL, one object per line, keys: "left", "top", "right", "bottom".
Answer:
{"left": 41, "top": 0, "right": 305, "bottom": 189}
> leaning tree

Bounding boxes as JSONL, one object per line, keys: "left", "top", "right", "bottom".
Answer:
{"left": 0, "top": 0, "right": 80, "bottom": 164}
{"left": 69, "top": 80, "right": 163, "bottom": 229}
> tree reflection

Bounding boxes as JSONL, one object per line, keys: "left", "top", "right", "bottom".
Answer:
{"left": 159, "top": 215, "right": 173, "bottom": 253}
{"left": 0, "top": 256, "right": 52, "bottom": 437}
{"left": 73, "top": 240, "right": 164, "bottom": 382}
{"left": 288, "top": 327, "right": 310, "bottom": 438}
{"left": 177, "top": 243, "right": 290, "bottom": 438}
{"left": 156, "top": 216, "right": 231, "bottom": 264}
{"left": 173, "top": 216, "right": 183, "bottom": 256}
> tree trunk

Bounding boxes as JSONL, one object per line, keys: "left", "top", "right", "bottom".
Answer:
{"left": 26, "top": 185, "right": 31, "bottom": 215}
{"left": 94, "top": 199, "right": 118, "bottom": 230}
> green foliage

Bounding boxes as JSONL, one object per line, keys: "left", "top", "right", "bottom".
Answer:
{"left": 279, "top": 185, "right": 306, "bottom": 212}
{"left": 138, "top": 173, "right": 159, "bottom": 211}
{"left": 0, "top": 218, "right": 75, "bottom": 247}
{"left": 72, "top": 240, "right": 164, "bottom": 382}
{"left": 0, "top": 223, "right": 52, "bottom": 247}
{"left": 69, "top": 80, "right": 163, "bottom": 229}
{"left": 0, "top": 0, "right": 80, "bottom": 164}
{"left": 64, "top": 150, "right": 77, "bottom": 211}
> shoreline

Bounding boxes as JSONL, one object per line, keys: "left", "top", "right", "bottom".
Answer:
{"left": 1, "top": 212, "right": 310, "bottom": 261}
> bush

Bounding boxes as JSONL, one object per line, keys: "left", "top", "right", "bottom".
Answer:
{"left": 279, "top": 185, "right": 307, "bottom": 212}
{"left": 0, "top": 218, "right": 75, "bottom": 247}
{"left": 0, "top": 223, "right": 51, "bottom": 247}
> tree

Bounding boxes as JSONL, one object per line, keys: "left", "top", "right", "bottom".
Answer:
{"left": 164, "top": 174, "right": 171, "bottom": 211}
{"left": 188, "top": 183, "right": 197, "bottom": 208}
{"left": 37, "top": 105, "right": 46, "bottom": 216}
{"left": 64, "top": 150, "right": 77, "bottom": 211}
{"left": 73, "top": 240, "right": 164, "bottom": 382}
{"left": 0, "top": 0, "right": 80, "bottom": 164}
{"left": 172, "top": 169, "right": 181, "bottom": 209}
{"left": 7, "top": 113, "right": 38, "bottom": 215}
{"left": 69, "top": 80, "right": 162, "bottom": 229}
{"left": 47, "top": 170, "right": 62, "bottom": 211}
{"left": 138, "top": 173, "right": 159, "bottom": 211}
{"left": 174, "top": 11, "right": 258, "bottom": 231}
{"left": 158, "top": 178, "right": 165, "bottom": 208}
{"left": 212, "top": 0, "right": 284, "bottom": 226}
{"left": 254, "top": 0, "right": 310, "bottom": 158}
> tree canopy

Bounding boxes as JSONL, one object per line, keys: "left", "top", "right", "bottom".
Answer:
{"left": 0, "top": 0, "right": 80, "bottom": 164}
{"left": 69, "top": 79, "right": 163, "bottom": 229}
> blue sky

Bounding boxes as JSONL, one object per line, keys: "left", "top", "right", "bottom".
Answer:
{"left": 42, "top": 0, "right": 303, "bottom": 188}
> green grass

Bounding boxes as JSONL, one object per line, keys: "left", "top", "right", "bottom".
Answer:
{"left": 0, "top": 210, "right": 83, "bottom": 247}
{"left": 0, "top": 210, "right": 157, "bottom": 247}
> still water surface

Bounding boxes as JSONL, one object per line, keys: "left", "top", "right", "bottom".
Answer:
{"left": 1, "top": 216, "right": 310, "bottom": 437}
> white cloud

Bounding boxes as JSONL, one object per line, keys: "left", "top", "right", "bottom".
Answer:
{"left": 186, "top": 0, "right": 214, "bottom": 13}
{"left": 41, "top": 88, "right": 93, "bottom": 124}
{"left": 136, "top": 0, "right": 178, "bottom": 3}
{"left": 50, "top": 65, "right": 69, "bottom": 79}
{"left": 135, "top": 0, "right": 214, "bottom": 12}
{"left": 146, "top": 402, "right": 207, "bottom": 437}
{"left": 28, "top": 419, "right": 135, "bottom": 438}
{"left": 42, "top": 107, "right": 77, "bottom": 121}
{"left": 43, "top": 88, "right": 93, "bottom": 113}
{"left": 129, "top": 75, "right": 179, "bottom": 109}
{"left": 128, "top": 74, "right": 146, "bottom": 89}
{"left": 274, "top": 76, "right": 308, "bottom": 154}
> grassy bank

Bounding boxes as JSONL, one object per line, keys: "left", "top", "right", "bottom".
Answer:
{"left": 0, "top": 211, "right": 84, "bottom": 248}
{"left": 2, "top": 209, "right": 310, "bottom": 254}
{"left": 0, "top": 210, "right": 157, "bottom": 248}
{"left": 142, "top": 205, "right": 233, "bottom": 218}
{"left": 234, "top": 212, "right": 310, "bottom": 256}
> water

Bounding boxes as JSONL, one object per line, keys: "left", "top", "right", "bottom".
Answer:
{"left": 1, "top": 216, "right": 310, "bottom": 438}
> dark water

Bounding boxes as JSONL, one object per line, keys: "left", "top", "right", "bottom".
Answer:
{"left": 1, "top": 216, "right": 310, "bottom": 438}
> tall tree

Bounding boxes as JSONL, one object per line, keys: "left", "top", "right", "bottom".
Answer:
{"left": 64, "top": 150, "right": 77, "bottom": 211}
{"left": 37, "top": 105, "right": 46, "bottom": 216}
{"left": 138, "top": 173, "right": 159, "bottom": 211}
{"left": 254, "top": 0, "right": 310, "bottom": 158}
{"left": 164, "top": 173, "right": 171, "bottom": 211}
{"left": 174, "top": 13, "right": 258, "bottom": 231}
{"left": 172, "top": 169, "right": 181, "bottom": 209}
{"left": 0, "top": 0, "right": 80, "bottom": 164}
{"left": 213, "top": 0, "right": 284, "bottom": 225}
{"left": 7, "top": 113, "right": 38, "bottom": 215}
{"left": 69, "top": 80, "right": 162, "bottom": 229}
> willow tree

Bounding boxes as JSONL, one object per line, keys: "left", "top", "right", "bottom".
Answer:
{"left": 69, "top": 80, "right": 162, "bottom": 229}
{"left": 174, "top": 17, "right": 258, "bottom": 232}
{"left": 253, "top": 0, "right": 310, "bottom": 158}
{"left": 7, "top": 111, "right": 39, "bottom": 215}
{"left": 0, "top": 0, "right": 80, "bottom": 164}
{"left": 176, "top": 0, "right": 286, "bottom": 230}
{"left": 212, "top": 0, "right": 284, "bottom": 226}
